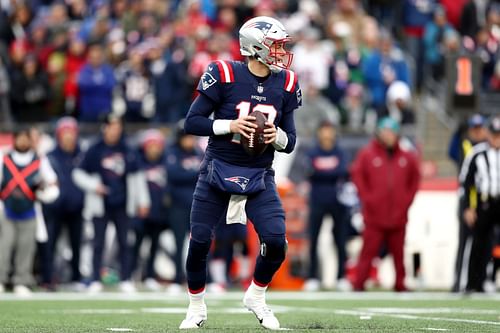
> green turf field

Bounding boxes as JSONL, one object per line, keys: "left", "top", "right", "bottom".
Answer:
{"left": 0, "top": 292, "right": 499, "bottom": 332}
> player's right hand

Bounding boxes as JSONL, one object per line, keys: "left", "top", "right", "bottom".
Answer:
{"left": 230, "top": 116, "right": 257, "bottom": 139}
{"left": 463, "top": 207, "right": 477, "bottom": 227}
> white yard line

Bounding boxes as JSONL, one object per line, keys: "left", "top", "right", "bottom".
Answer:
{"left": 330, "top": 308, "right": 500, "bottom": 327}
{"left": 362, "top": 307, "right": 500, "bottom": 315}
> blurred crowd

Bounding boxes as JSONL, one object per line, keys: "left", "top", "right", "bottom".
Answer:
{"left": 1, "top": 0, "right": 500, "bottom": 131}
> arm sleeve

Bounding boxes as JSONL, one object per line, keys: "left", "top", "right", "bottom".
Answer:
{"left": 275, "top": 81, "right": 302, "bottom": 153}
{"left": 405, "top": 153, "right": 421, "bottom": 207}
{"left": 350, "top": 150, "right": 369, "bottom": 203}
{"left": 36, "top": 156, "right": 60, "bottom": 203}
{"left": 184, "top": 93, "right": 218, "bottom": 136}
{"left": 459, "top": 152, "right": 477, "bottom": 208}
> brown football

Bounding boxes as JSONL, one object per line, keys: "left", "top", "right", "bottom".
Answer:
{"left": 241, "top": 110, "right": 268, "bottom": 157}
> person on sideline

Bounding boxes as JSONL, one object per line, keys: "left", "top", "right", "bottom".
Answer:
{"left": 351, "top": 117, "right": 420, "bottom": 291}
{"left": 0, "top": 128, "right": 59, "bottom": 295}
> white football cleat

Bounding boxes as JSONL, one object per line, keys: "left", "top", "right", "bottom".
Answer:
{"left": 119, "top": 280, "right": 137, "bottom": 293}
{"left": 13, "top": 285, "right": 32, "bottom": 297}
{"left": 243, "top": 290, "right": 280, "bottom": 330}
{"left": 179, "top": 303, "right": 207, "bottom": 329}
{"left": 336, "top": 278, "right": 353, "bottom": 292}
{"left": 87, "top": 281, "right": 103, "bottom": 293}
{"left": 144, "top": 278, "right": 162, "bottom": 292}
{"left": 302, "top": 278, "right": 321, "bottom": 291}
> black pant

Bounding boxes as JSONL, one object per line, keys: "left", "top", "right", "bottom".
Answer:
{"left": 307, "top": 200, "right": 349, "bottom": 280}
{"left": 42, "top": 209, "right": 83, "bottom": 284}
{"left": 452, "top": 198, "right": 474, "bottom": 292}
{"left": 467, "top": 199, "right": 500, "bottom": 292}
{"left": 92, "top": 207, "right": 131, "bottom": 281}
{"left": 131, "top": 219, "right": 165, "bottom": 280}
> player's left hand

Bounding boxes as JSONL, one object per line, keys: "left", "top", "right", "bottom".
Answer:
{"left": 264, "top": 122, "right": 277, "bottom": 144}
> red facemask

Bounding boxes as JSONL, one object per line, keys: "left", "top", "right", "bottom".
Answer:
{"left": 263, "top": 37, "right": 294, "bottom": 70}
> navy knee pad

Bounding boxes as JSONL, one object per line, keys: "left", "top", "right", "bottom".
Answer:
{"left": 260, "top": 236, "right": 288, "bottom": 262}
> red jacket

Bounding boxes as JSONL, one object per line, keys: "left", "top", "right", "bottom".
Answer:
{"left": 351, "top": 139, "right": 420, "bottom": 229}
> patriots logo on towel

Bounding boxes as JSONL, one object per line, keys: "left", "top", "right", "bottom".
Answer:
{"left": 201, "top": 72, "right": 217, "bottom": 90}
{"left": 224, "top": 176, "right": 250, "bottom": 191}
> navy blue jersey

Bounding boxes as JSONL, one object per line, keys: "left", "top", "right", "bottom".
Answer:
{"left": 78, "top": 138, "right": 138, "bottom": 208}
{"left": 185, "top": 60, "right": 302, "bottom": 168}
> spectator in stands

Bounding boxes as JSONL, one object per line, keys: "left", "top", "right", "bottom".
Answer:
{"left": 9, "top": 55, "right": 51, "bottom": 122}
{"left": 383, "top": 81, "right": 416, "bottom": 141}
{"left": 401, "top": 0, "right": 437, "bottom": 89}
{"left": 423, "top": 5, "right": 457, "bottom": 81}
{"left": 149, "top": 29, "right": 190, "bottom": 124}
{"left": 0, "top": 2, "right": 33, "bottom": 46}
{"left": 338, "top": 83, "right": 377, "bottom": 133}
{"left": 327, "top": 0, "right": 375, "bottom": 48}
{"left": 0, "top": 128, "right": 59, "bottom": 295}
{"left": 459, "top": 0, "right": 490, "bottom": 38}
{"left": 131, "top": 129, "right": 168, "bottom": 291}
{"left": 351, "top": 117, "right": 420, "bottom": 291}
{"left": 116, "top": 48, "right": 155, "bottom": 122}
{"left": 476, "top": 5, "right": 500, "bottom": 89}
{"left": 77, "top": 44, "right": 116, "bottom": 122}
{"left": 448, "top": 114, "right": 487, "bottom": 292}
{"left": 490, "top": 60, "right": 500, "bottom": 91}
{"left": 362, "top": 0, "right": 401, "bottom": 30}
{"left": 440, "top": 0, "right": 469, "bottom": 28}
{"left": 295, "top": 85, "right": 339, "bottom": 139}
{"left": 303, "top": 121, "right": 351, "bottom": 292}
{"left": 291, "top": 27, "right": 333, "bottom": 97}
{"left": 165, "top": 121, "right": 203, "bottom": 292}
{"left": 0, "top": 56, "right": 12, "bottom": 126}
{"left": 63, "top": 37, "right": 87, "bottom": 117}
{"left": 362, "top": 30, "right": 410, "bottom": 113}
{"left": 46, "top": 52, "right": 67, "bottom": 118}
{"left": 42, "top": 117, "right": 85, "bottom": 291}
{"left": 73, "top": 115, "right": 150, "bottom": 293}
{"left": 324, "top": 21, "right": 363, "bottom": 106}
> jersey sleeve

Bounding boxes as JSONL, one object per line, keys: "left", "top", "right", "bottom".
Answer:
{"left": 283, "top": 70, "right": 302, "bottom": 114}
{"left": 196, "top": 62, "right": 224, "bottom": 104}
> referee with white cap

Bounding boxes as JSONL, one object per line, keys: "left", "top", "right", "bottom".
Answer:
{"left": 460, "top": 115, "right": 500, "bottom": 292}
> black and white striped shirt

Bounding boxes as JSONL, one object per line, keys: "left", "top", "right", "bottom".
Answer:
{"left": 460, "top": 142, "right": 500, "bottom": 206}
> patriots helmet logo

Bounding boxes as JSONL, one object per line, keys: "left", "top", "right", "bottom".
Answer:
{"left": 201, "top": 72, "right": 217, "bottom": 90}
{"left": 224, "top": 176, "right": 250, "bottom": 191}
{"left": 247, "top": 21, "right": 273, "bottom": 35}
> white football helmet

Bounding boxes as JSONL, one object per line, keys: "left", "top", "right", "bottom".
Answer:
{"left": 239, "top": 16, "right": 293, "bottom": 73}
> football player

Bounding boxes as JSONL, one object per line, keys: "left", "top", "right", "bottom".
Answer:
{"left": 179, "top": 16, "right": 302, "bottom": 330}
